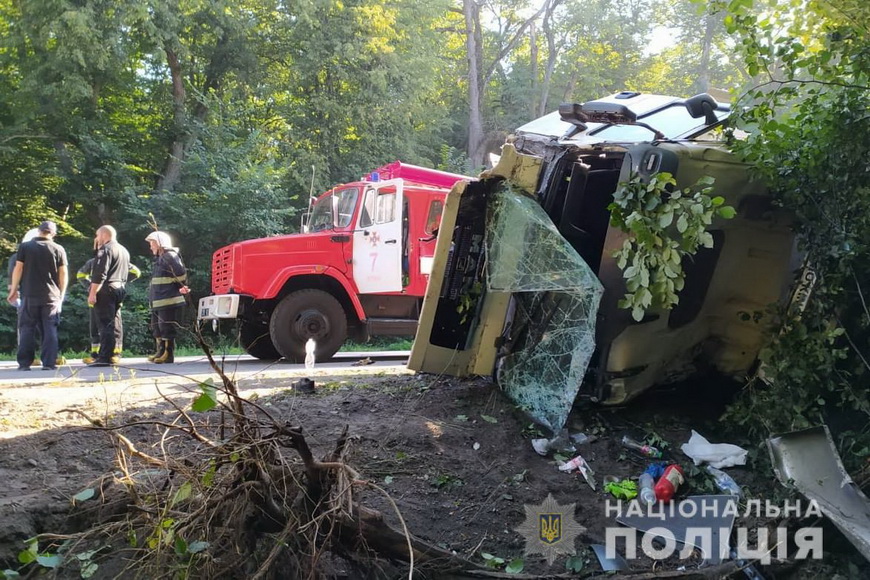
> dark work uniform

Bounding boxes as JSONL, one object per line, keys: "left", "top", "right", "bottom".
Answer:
{"left": 90, "top": 240, "right": 131, "bottom": 362}
{"left": 15, "top": 237, "right": 68, "bottom": 369}
{"left": 150, "top": 249, "right": 187, "bottom": 339}
{"left": 78, "top": 258, "right": 141, "bottom": 355}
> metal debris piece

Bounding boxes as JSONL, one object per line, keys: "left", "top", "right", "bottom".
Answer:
{"left": 615, "top": 495, "right": 737, "bottom": 565}
{"left": 767, "top": 425, "right": 870, "bottom": 562}
{"left": 591, "top": 543, "right": 630, "bottom": 571}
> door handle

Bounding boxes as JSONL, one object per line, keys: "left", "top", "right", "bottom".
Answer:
{"left": 384, "top": 239, "right": 397, "bottom": 244}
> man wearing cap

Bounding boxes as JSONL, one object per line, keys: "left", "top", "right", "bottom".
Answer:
{"left": 145, "top": 231, "right": 188, "bottom": 364}
{"left": 6, "top": 221, "right": 68, "bottom": 370}
{"left": 86, "top": 225, "right": 131, "bottom": 367}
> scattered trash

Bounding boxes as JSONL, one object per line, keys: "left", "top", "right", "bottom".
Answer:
{"left": 531, "top": 428, "right": 575, "bottom": 456}
{"left": 292, "top": 378, "right": 315, "bottom": 394}
{"left": 706, "top": 465, "right": 741, "bottom": 496}
{"left": 558, "top": 453, "right": 596, "bottom": 491}
{"left": 616, "top": 495, "right": 738, "bottom": 565}
{"left": 654, "top": 464, "right": 685, "bottom": 502}
{"left": 730, "top": 548, "right": 765, "bottom": 580}
{"left": 638, "top": 470, "right": 656, "bottom": 506}
{"left": 571, "top": 432, "right": 597, "bottom": 445}
{"left": 473, "top": 442, "right": 481, "bottom": 451}
{"left": 621, "top": 436, "right": 663, "bottom": 458}
{"left": 591, "top": 544, "right": 629, "bottom": 572}
{"left": 768, "top": 425, "right": 870, "bottom": 562}
{"left": 352, "top": 357, "right": 374, "bottom": 366}
{"left": 604, "top": 478, "right": 638, "bottom": 500}
{"left": 680, "top": 430, "right": 747, "bottom": 468}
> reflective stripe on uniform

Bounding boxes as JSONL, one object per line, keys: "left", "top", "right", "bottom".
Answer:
{"left": 151, "top": 276, "right": 187, "bottom": 284}
{"left": 152, "top": 295, "right": 186, "bottom": 308}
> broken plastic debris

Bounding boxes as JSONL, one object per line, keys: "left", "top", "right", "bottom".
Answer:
{"left": 558, "top": 453, "right": 596, "bottom": 490}
{"left": 680, "top": 430, "right": 747, "bottom": 468}
{"left": 571, "top": 432, "right": 596, "bottom": 445}
{"left": 530, "top": 428, "right": 575, "bottom": 456}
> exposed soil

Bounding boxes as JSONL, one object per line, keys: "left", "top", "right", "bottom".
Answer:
{"left": 0, "top": 366, "right": 863, "bottom": 578}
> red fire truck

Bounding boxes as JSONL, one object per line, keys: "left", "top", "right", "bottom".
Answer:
{"left": 197, "top": 162, "right": 471, "bottom": 362}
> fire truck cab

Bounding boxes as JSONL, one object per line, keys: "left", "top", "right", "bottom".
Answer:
{"left": 197, "top": 162, "right": 471, "bottom": 362}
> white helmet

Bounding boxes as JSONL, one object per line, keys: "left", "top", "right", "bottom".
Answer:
{"left": 22, "top": 228, "right": 40, "bottom": 243}
{"left": 145, "top": 231, "right": 173, "bottom": 249}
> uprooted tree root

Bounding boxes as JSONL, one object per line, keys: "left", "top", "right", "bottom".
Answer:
{"left": 43, "top": 334, "right": 483, "bottom": 580}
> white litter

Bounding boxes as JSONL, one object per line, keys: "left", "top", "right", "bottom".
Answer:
{"left": 680, "top": 430, "right": 748, "bottom": 468}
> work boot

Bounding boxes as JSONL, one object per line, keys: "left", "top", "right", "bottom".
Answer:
{"left": 153, "top": 339, "right": 174, "bottom": 364}
{"left": 110, "top": 355, "right": 120, "bottom": 365}
{"left": 147, "top": 339, "right": 165, "bottom": 362}
{"left": 82, "top": 351, "right": 99, "bottom": 364}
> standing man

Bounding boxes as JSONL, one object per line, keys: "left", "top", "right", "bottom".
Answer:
{"left": 146, "top": 231, "right": 188, "bottom": 364}
{"left": 87, "top": 225, "right": 131, "bottom": 367}
{"left": 6, "top": 220, "right": 68, "bottom": 371}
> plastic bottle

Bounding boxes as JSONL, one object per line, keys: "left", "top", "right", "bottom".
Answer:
{"left": 621, "top": 436, "right": 663, "bottom": 458}
{"left": 304, "top": 338, "right": 316, "bottom": 371}
{"left": 653, "top": 464, "right": 685, "bottom": 502}
{"left": 638, "top": 472, "right": 656, "bottom": 506}
{"left": 706, "top": 465, "right": 741, "bottom": 496}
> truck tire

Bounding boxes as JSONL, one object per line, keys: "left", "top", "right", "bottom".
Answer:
{"left": 270, "top": 289, "right": 348, "bottom": 362}
{"left": 239, "top": 321, "right": 281, "bottom": 360}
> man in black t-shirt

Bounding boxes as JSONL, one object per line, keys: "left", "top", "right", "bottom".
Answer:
{"left": 86, "top": 225, "right": 131, "bottom": 367}
{"left": 6, "top": 221, "right": 68, "bottom": 370}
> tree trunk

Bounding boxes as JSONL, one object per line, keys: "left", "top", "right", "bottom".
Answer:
{"left": 538, "top": 0, "right": 563, "bottom": 116}
{"left": 464, "top": 0, "right": 485, "bottom": 169}
{"left": 696, "top": 12, "right": 715, "bottom": 93}
{"left": 529, "top": 21, "right": 538, "bottom": 118}
{"left": 156, "top": 47, "right": 187, "bottom": 193}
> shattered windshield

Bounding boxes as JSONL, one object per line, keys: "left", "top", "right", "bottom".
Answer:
{"left": 486, "top": 187, "right": 604, "bottom": 433}
{"left": 309, "top": 188, "right": 359, "bottom": 232}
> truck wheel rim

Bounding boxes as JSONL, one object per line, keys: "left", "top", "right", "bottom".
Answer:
{"left": 294, "top": 309, "right": 330, "bottom": 340}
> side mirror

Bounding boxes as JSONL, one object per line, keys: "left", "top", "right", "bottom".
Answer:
{"left": 684, "top": 93, "right": 720, "bottom": 125}
{"left": 300, "top": 213, "right": 310, "bottom": 234}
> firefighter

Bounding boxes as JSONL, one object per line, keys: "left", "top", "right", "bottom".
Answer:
{"left": 145, "top": 231, "right": 188, "bottom": 364}
{"left": 78, "top": 249, "right": 141, "bottom": 364}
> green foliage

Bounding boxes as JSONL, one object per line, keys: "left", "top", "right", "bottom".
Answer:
{"left": 191, "top": 378, "right": 218, "bottom": 412}
{"left": 565, "top": 554, "right": 585, "bottom": 572}
{"left": 608, "top": 172, "right": 734, "bottom": 321}
{"left": 719, "top": 0, "right": 870, "bottom": 470}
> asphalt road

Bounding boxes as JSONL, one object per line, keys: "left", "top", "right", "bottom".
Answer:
{"left": 0, "top": 351, "right": 411, "bottom": 385}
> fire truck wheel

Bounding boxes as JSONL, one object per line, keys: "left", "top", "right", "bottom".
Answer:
{"left": 270, "top": 289, "right": 348, "bottom": 362}
{"left": 239, "top": 321, "right": 281, "bottom": 360}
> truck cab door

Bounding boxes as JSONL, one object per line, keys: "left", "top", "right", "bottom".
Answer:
{"left": 353, "top": 180, "right": 404, "bottom": 293}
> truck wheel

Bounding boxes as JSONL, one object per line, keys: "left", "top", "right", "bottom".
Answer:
{"left": 239, "top": 321, "right": 281, "bottom": 360}
{"left": 270, "top": 289, "right": 348, "bottom": 362}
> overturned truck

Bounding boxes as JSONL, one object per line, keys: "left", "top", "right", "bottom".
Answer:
{"left": 409, "top": 92, "right": 797, "bottom": 430}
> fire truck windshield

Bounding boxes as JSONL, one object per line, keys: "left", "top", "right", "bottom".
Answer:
{"left": 309, "top": 187, "right": 360, "bottom": 232}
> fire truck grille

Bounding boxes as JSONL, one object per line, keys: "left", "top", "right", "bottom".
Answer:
{"left": 212, "top": 247, "right": 234, "bottom": 293}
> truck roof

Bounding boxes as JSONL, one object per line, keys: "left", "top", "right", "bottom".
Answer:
{"left": 363, "top": 161, "right": 472, "bottom": 190}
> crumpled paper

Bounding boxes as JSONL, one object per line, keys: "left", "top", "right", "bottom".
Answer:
{"left": 680, "top": 430, "right": 747, "bottom": 468}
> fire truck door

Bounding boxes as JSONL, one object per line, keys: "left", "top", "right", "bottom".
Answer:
{"left": 353, "top": 180, "right": 404, "bottom": 293}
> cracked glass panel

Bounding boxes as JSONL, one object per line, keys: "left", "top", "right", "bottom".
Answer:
{"left": 486, "top": 187, "right": 604, "bottom": 433}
